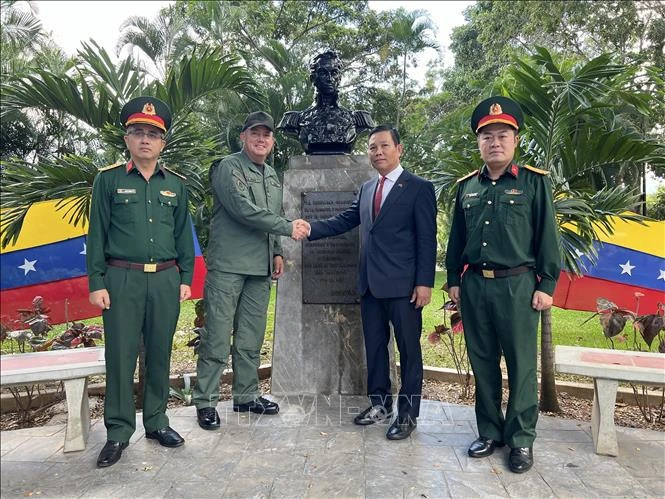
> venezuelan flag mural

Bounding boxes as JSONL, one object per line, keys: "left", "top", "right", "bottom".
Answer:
{"left": 553, "top": 217, "right": 665, "bottom": 313}
{"left": 1, "top": 199, "right": 206, "bottom": 325}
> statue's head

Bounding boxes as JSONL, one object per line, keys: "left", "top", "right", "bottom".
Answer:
{"left": 309, "top": 50, "right": 343, "bottom": 95}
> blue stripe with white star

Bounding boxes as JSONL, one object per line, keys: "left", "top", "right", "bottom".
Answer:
{"left": 573, "top": 241, "right": 665, "bottom": 292}
{"left": 0, "top": 236, "right": 87, "bottom": 290}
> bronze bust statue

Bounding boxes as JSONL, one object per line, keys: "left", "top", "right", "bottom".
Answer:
{"left": 278, "top": 50, "right": 375, "bottom": 155}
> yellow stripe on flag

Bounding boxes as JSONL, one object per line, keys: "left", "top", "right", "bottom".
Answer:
{"left": 594, "top": 217, "right": 665, "bottom": 258}
{"left": 1, "top": 198, "right": 88, "bottom": 253}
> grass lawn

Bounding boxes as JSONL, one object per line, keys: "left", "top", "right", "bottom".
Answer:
{"left": 12, "top": 271, "right": 652, "bottom": 370}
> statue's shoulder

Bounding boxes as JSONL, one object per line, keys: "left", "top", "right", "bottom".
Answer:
{"left": 353, "top": 110, "right": 375, "bottom": 129}
{"left": 278, "top": 111, "right": 302, "bottom": 131}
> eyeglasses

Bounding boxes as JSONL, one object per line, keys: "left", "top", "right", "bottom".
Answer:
{"left": 127, "top": 129, "right": 165, "bottom": 140}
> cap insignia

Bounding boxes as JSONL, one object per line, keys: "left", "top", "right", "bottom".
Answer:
{"left": 142, "top": 102, "right": 156, "bottom": 115}
{"left": 489, "top": 103, "right": 503, "bottom": 115}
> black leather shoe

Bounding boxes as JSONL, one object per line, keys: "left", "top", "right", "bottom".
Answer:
{"left": 197, "top": 407, "right": 220, "bottom": 430}
{"left": 96, "top": 440, "right": 128, "bottom": 468}
{"left": 145, "top": 426, "right": 185, "bottom": 448}
{"left": 509, "top": 447, "right": 534, "bottom": 473}
{"left": 353, "top": 405, "right": 393, "bottom": 425}
{"left": 386, "top": 416, "right": 417, "bottom": 440}
{"left": 233, "top": 396, "right": 279, "bottom": 415}
{"left": 468, "top": 437, "right": 505, "bottom": 458}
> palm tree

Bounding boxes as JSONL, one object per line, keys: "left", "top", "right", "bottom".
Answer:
{"left": 0, "top": 41, "right": 263, "bottom": 248}
{"left": 387, "top": 8, "right": 438, "bottom": 130}
{"left": 0, "top": 0, "right": 45, "bottom": 77}
{"left": 431, "top": 48, "right": 665, "bottom": 412}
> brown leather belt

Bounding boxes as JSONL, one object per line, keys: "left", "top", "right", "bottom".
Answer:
{"left": 107, "top": 259, "right": 177, "bottom": 273}
{"left": 471, "top": 265, "right": 532, "bottom": 279}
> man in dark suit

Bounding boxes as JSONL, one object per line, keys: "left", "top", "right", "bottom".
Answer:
{"left": 302, "top": 125, "right": 437, "bottom": 440}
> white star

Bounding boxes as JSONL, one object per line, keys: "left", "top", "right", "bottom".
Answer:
{"left": 619, "top": 260, "right": 636, "bottom": 276}
{"left": 18, "top": 258, "right": 37, "bottom": 276}
{"left": 658, "top": 270, "right": 665, "bottom": 281}
{"left": 80, "top": 243, "right": 86, "bottom": 255}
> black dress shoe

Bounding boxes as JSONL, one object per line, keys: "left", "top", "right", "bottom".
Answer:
{"left": 386, "top": 416, "right": 417, "bottom": 440}
{"left": 233, "top": 396, "right": 279, "bottom": 415}
{"left": 353, "top": 405, "right": 394, "bottom": 425}
{"left": 96, "top": 440, "right": 128, "bottom": 468}
{"left": 145, "top": 426, "right": 185, "bottom": 447}
{"left": 468, "top": 437, "right": 505, "bottom": 458}
{"left": 509, "top": 446, "right": 534, "bottom": 473}
{"left": 197, "top": 407, "right": 220, "bottom": 430}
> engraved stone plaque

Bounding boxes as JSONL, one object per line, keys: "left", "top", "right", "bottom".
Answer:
{"left": 301, "top": 191, "right": 359, "bottom": 304}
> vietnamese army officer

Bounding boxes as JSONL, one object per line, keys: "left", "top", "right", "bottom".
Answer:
{"left": 87, "top": 97, "right": 194, "bottom": 467}
{"left": 445, "top": 96, "right": 560, "bottom": 473}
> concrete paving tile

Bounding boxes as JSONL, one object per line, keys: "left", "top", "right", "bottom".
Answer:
{"left": 415, "top": 420, "right": 474, "bottom": 434}
{"left": 403, "top": 485, "right": 450, "bottom": 498}
{"left": 616, "top": 439, "right": 665, "bottom": 478}
{"left": 304, "top": 473, "right": 365, "bottom": 498}
{"left": 411, "top": 430, "right": 477, "bottom": 447}
{"left": 572, "top": 460, "right": 652, "bottom": 496}
{"left": 531, "top": 441, "right": 616, "bottom": 469}
{"left": 536, "top": 415, "right": 587, "bottom": 431}
{"left": 497, "top": 468, "right": 557, "bottom": 498}
{"left": 440, "top": 404, "right": 476, "bottom": 422}
{"left": 617, "top": 425, "right": 665, "bottom": 443}
{"left": 2, "top": 485, "right": 82, "bottom": 498}
{"left": 163, "top": 480, "right": 227, "bottom": 499}
{"left": 249, "top": 426, "right": 300, "bottom": 451}
{"left": 296, "top": 426, "right": 363, "bottom": 452}
{"left": 304, "top": 450, "right": 364, "bottom": 476}
{"left": 0, "top": 461, "right": 54, "bottom": 489}
{"left": 365, "top": 484, "right": 404, "bottom": 498}
{"left": 2, "top": 435, "right": 63, "bottom": 461}
{"left": 5, "top": 424, "right": 65, "bottom": 437}
{"left": 365, "top": 462, "right": 447, "bottom": 489}
{"left": 1, "top": 431, "right": 30, "bottom": 452}
{"left": 270, "top": 476, "right": 313, "bottom": 498}
{"left": 389, "top": 445, "right": 461, "bottom": 472}
{"left": 155, "top": 447, "right": 238, "bottom": 481}
{"left": 444, "top": 470, "right": 509, "bottom": 498}
{"left": 537, "top": 467, "right": 594, "bottom": 498}
{"left": 536, "top": 429, "right": 593, "bottom": 443}
{"left": 81, "top": 478, "right": 173, "bottom": 498}
{"left": 452, "top": 446, "right": 496, "bottom": 472}
{"left": 222, "top": 474, "right": 273, "bottom": 498}
{"left": 635, "top": 475, "right": 665, "bottom": 498}
{"left": 234, "top": 449, "right": 307, "bottom": 476}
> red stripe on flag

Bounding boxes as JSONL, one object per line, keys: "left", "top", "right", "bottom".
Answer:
{"left": 553, "top": 271, "right": 665, "bottom": 313}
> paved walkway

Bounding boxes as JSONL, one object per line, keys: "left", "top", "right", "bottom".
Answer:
{"left": 1, "top": 396, "right": 664, "bottom": 498}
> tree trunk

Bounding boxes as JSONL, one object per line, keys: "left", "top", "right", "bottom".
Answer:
{"left": 396, "top": 51, "right": 407, "bottom": 131}
{"left": 539, "top": 308, "right": 561, "bottom": 412}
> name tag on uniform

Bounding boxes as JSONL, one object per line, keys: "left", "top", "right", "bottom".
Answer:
{"left": 116, "top": 188, "right": 136, "bottom": 194}
{"left": 160, "top": 190, "right": 177, "bottom": 197}
{"left": 504, "top": 189, "right": 523, "bottom": 195}
{"left": 464, "top": 192, "right": 479, "bottom": 198}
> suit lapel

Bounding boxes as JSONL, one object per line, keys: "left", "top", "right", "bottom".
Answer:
{"left": 373, "top": 170, "right": 410, "bottom": 226}
{"left": 365, "top": 177, "right": 379, "bottom": 222}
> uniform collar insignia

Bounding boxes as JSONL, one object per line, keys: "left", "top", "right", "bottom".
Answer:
{"left": 510, "top": 164, "right": 519, "bottom": 177}
{"left": 126, "top": 160, "right": 133, "bottom": 173}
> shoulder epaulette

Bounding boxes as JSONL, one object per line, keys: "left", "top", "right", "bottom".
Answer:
{"left": 523, "top": 164, "right": 549, "bottom": 175}
{"left": 98, "top": 161, "right": 124, "bottom": 172}
{"left": 163, "top": 166, "right": 187, "bottom": 180}
{"left": 456, "top": 170, "right": 478, "bottom": 183}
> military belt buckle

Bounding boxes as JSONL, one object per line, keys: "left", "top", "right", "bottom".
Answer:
{"left": 144, "top": 263, "right": 157, "bottom": 273}
{"left": 482, "top": 269, "right": 495, "bottom": 279}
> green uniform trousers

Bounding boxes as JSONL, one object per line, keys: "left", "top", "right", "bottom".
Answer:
{"left": 102, "top": 265, "right": 181, "bottom": 442}
{"left": 193, "top": 271, "right": 271, "bottom": 407}
{"left": 461, "top": 270, "right": 540, "bottom": 448}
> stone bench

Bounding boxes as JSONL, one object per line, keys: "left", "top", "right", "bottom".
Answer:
{"left": 0, "top": 347, "right": 105, "bottom": 452}
{"left": 555, "top": 345, "right": 665, "bottom": 456}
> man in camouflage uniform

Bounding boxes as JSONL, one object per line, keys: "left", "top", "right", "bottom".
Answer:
{"left": 87, "top": 97, "right": 194, "bottom": 467}
{"left": 445, "top": 96, "right": 560, "bottom": 473}
{"left": 193, "top": 112, "right": 308, "bottom": 429}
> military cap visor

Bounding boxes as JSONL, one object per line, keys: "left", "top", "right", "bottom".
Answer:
{"left": 471, "top": 96, "right": 524, "bottom": 135}
{"left": 120, "top": 97, "right": 172, "bottom": 132}
{"left": 242, "top": 111, "right": 274, "bottom": 132}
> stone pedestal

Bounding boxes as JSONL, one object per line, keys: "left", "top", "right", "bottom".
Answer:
{"left": 271, "top": 155, "right": 374, "bottom": 396}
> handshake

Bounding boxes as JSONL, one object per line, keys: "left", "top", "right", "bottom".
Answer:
{"left": 291, "top": 219, "right": 311, "bottom": 241}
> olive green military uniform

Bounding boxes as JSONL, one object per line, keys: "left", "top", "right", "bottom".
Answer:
{"left": 445, "top": 163, "right": 560, "bottom": 448}
{"left": 87, "top": 161, "right": 194, "bottom": 443}
{"left": 193, "top": 150, "right": 292, "bottom": 408}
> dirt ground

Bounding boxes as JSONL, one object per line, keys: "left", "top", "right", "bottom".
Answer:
{"left": 2, "top": 377, "right": 663, "bottom": 433}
